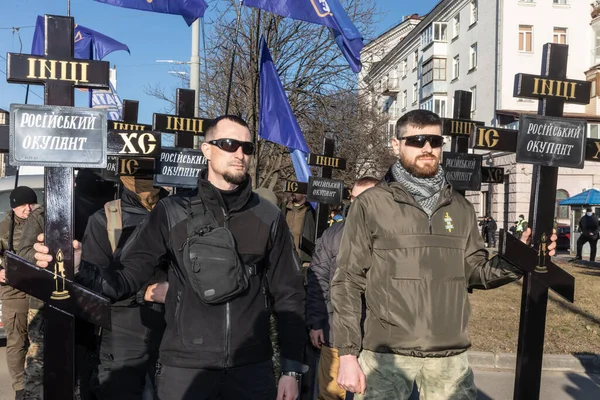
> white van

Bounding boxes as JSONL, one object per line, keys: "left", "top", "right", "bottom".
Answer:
{"left": 0, "top": 173, "right": 44, "bottom": 340}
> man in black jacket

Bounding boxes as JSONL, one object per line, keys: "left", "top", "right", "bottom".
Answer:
{"left": 576, "top": 208, "right": 599, "bottom": 262}
{"left": 82, "top": 176, "right": 169, "bottom": 399}
{"left": 34, "top": 115, "right": 306, "bottom": 400}
{"left": 306, "top": 177, "right": 378, "bottom": 400}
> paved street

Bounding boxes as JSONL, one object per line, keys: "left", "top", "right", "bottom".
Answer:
{"left": 1, "top": 344, "right": 600, "bottom": 399}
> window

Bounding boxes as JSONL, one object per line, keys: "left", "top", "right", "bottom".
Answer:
{"left": 469, "top": 43, "right": 478, "bottom": 70}
{"left": 422, "top": 22, "right": 448, "bottom": 48}
{"left": 591, "top": 80, "right": 597, "bottom": 98}
{"left": 434, "top": 98, "right": 447, "bottom": 117}
{"left": 553, "top": 0, "right": 568, "bottom": 4}
{"left": 553, "top": 27, "right": 567, "bottom": 44}
{"left": 402, "top": 90, "right": 408, "bottom": 109}
{"left": 386, "top": 124, "right": 395, "bottom": 147}
{"left": 434, "top": 58, "right": 446, "bottom": 80}
{"left": 402, "top": 59, "right": 408, "bottom": 77}
{"left": 434, "top": 23, "right": 447, "bottom": 42}
{"left": 470, "top": 1, "right": 478, "bottom": 25}
{"left": 470, "top": 86, "right": 477, "bottom": 117}
{"left": 413, "top": 50, "right": 418, "bottom": 70}
{"left": 413, "top": 83, "right": 419, "bottom": 104}
{"left": 589, "top": 124, "right": 599, "bottom": 139}
{"left": 555, "top": 189, "right": 569, "bottom": 219}
{"left": 453, "top": 55, "right": 460, "bottom": 80}
{"left": 453, "top": 15, "right": 460, "bottom": 38}
{"left": 519, "top": 25, "right": 533, "bottom": 52}
{"left": 422, "top": 58, "right": 446, "bottom": 86}
{"left": 519, "top": 0, "right": 535, "bottom": 2}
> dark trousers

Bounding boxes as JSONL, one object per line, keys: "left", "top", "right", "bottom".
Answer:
{"left": 488, "top": 230, "right": 497, "bottom": 247}
{"left": 577, "top": 234, "right": 598, "bottom": 261}
{"left": 155, "top": 361, "right": 277, "bottom": 400}
{"left": 1, "top": 297, "right": 29, "bottom": 392}
{"left": 90, "top": 306, "right": 165, "bottom": 400}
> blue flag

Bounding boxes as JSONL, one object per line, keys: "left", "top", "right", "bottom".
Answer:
{"left": 31, "top": 16, "right": 130, "bottom": 60}
{"left": 259, "top": 36, "right": 312, "bottom": 182}
{"left": 243, "top": 0, "right": 364, "bottom": 72}
{"left": 94, "top": 0, "right": 208, "bottom": 26}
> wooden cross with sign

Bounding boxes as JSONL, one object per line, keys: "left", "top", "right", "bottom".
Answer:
{"left": 471, "top": 43, "right": 590, "bottom": 399}
{"left": 4, "top": 15, "right": 112, "bottom": 399}
{"left": 104, "top": 99, "right": 160, "bottom": 181}
{"left": 152, "top": 88, "right": 208, "bottom": 190}
{"left": 306, "top": 137, "right": 347, "bottom": 239}
{"left": 153, "top": 88, "right": 208, "bottom": 149}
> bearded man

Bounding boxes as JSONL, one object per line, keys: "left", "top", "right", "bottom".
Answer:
{"left": 330, "top": 110, "right": 557, "bottom": 400}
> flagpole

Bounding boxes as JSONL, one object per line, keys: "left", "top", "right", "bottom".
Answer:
{"left": 225, "top": 2, "right": 243, "bottom": 114}
{"left": 67, "top": 0, "right": 71, "bottom": 16}
{"left": 254, "top": 9, "right": 262, "bottom": 186}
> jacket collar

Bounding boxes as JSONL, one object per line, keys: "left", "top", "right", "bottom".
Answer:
{"left": 196, "top": 169, "right": 253, "bottom": 212}
{"left": 381, "top": 165, "right": 454, "bottom": 209}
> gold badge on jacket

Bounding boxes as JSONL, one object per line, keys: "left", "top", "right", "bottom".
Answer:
{"left": 444, "top": 212, "right": 454, "bottom": 233}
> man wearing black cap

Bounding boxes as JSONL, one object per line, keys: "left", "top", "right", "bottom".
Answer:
{"left": 0, "top": 186, "right": 38, "bottom": 400}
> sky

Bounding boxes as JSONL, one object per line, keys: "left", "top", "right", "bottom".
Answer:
{"left": 0, "top": 0, "right": 440, "bottom": 123}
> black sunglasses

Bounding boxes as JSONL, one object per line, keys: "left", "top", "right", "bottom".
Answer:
{"left": 399, "top": 135, "right": 444, "bottom": 149}
{"left": 208, "top": 138, "right": 255, "bottom": 155}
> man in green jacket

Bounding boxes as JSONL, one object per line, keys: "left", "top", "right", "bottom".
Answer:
{"left": 331, "top": 110, "right": 557, "bottom": 399}
{"left": 0, "top": 186, "right": 38, "bottom": 400}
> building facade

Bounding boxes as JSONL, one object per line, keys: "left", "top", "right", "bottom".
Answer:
{"left": 361, "top": 0, "right": 600, "bottom": 234}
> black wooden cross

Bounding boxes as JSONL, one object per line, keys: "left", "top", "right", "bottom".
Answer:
{"left": 4, "top": 15, "right": 112, "bottom": 399}
{"left": 153, "top": 88, "right": 208, "bottom": 149}
{"left": 306, "top": 137, "right": 347, "bottom": 238}
{"left": 104, "top": 99, "right": 159, "bottom": 181}
{"left": 471, "top": 43, "right": 590, "bottom": 399}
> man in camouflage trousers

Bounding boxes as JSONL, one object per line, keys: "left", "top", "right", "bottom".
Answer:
{"left": 331, "top": 110, "right": 558, "bottom": 399}
{"left": 0, "top": 186, "right": 39, "bottom": 400}
{"left": 16, "top": 204, "right": 44, "bottom": 400}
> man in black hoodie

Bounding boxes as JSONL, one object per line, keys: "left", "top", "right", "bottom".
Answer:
{"left": 82, "top": 176, "right": 169, "bottom": 399}
{"left": 34, "top": 115, "right": 307, "bottom": 400}
{"left": 575, "top": 207, "right": 600, "bottom": 262}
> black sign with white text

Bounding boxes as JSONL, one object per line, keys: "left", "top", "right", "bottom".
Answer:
{"left": 107, "top": 129, "right": 161, "bottom": 156}
{"left": 154, "top": 147, "right": 207, "bottom": 188}
{"left": 516, "top": 114, "right": 586, "bottom": 169}
{"left": 481, "top": 167, "right": 505, "bottom": 184}
{"left": 307, "top": 176, "right": 344, "bottom": 205}
{"left": 9, "top": 104, "right": 106, "bottom": 168}
{"left": 443, "top": 152, "right": 482, "bottom": 191}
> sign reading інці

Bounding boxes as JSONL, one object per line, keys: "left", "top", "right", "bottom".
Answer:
{"left": 516, "top": 114, "right": 586, "bottom": 169}
{"left": 9, "top": 104, "right": 106, "bottom": 168}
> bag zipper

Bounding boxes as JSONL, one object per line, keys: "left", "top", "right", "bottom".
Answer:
{"left": 222, "top": 207, "right": 231, "bottom": 369}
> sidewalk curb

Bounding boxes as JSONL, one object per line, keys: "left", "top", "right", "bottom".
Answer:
{"left": 468, "top": 351, "right": 600, "bottom": 373}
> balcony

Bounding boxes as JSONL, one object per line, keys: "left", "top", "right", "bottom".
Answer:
{"left": 383, "top": 106, "right": 400, "bottom": 119}
{"left": 422, "top": 81, "right": 448, "bottom": 100}
{"left": 382, "top": 77, "right": 400, "bottom": 95}
{"left": 422, "top": 42, "right": 448, "bottom": 63}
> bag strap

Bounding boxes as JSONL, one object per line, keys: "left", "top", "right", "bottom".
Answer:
{"left": 105, "top": 199, "right": 123, "bottom": 254}
{"left": 187, "top": 197, "right": 221, "bottom": 237}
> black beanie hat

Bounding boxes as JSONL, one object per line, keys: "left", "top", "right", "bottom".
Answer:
{"left": 10, "top": 186, "right": 38, "bottom": 208}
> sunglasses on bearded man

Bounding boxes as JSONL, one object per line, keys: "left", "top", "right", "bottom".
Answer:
{"left": 208, "top": 138, "right": 256, "bottom": 155}
{"left": 399, "top": 135, "right": 445, "bottom": 149}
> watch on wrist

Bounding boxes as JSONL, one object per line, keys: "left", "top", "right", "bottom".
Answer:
{"left": 281, "top": 371, "right": 302, "bottom": 380}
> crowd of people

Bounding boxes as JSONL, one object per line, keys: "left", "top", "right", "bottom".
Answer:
{"left": 0, "top": 110, "right": 559, "bottom": 400}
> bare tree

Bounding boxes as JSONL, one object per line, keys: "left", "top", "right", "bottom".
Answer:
{"left": 145, "top": 0, "right": 390, "bottom": 189}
